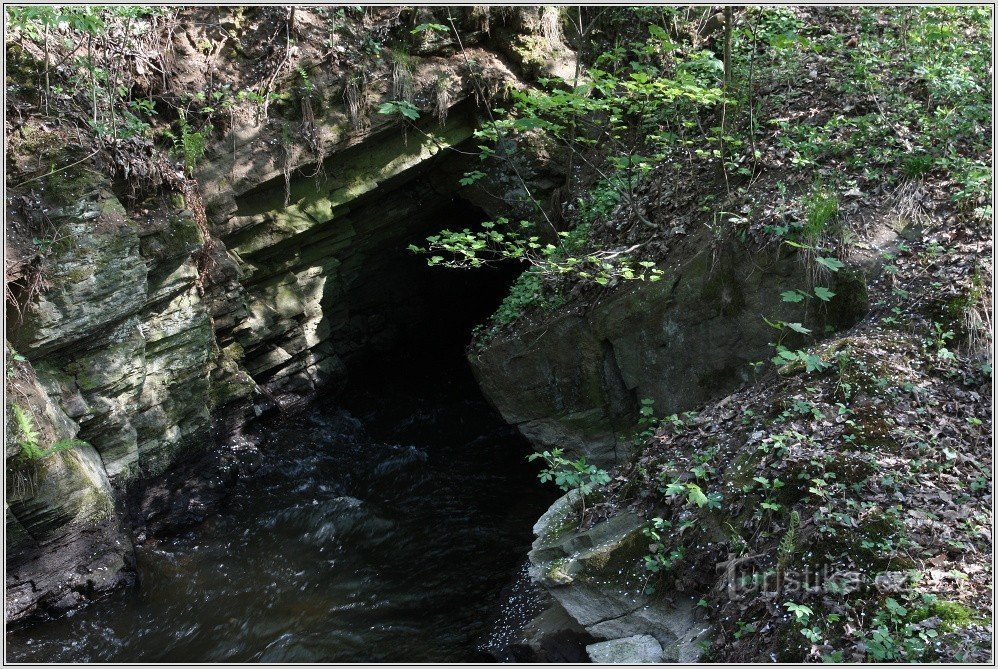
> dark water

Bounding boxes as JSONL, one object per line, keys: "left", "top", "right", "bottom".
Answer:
{"left": 6, "top": 348, "right": 554, "bottom": 662}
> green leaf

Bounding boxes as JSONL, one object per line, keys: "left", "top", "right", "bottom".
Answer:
{"left": 512, "top": 117, "right": 544, "bottom": 131}
{"left": 378, "top": 100, "right": 420, "bottom": 121}
{"left": 411, "top": 22, "right": 448, "bottom": 34}
{"left": 777, "top": 348, "right": 798, "bottom": 362}
{"left": 786, "top": 322, "right": 812, "bottom": 335}
{"left": 815, "top": 256, "right": 845, "bottom": 272}
{"left": 686, "top": 483, "right": 709, "bottom": 507}
{"left": 813, "top": 286, "right": 835, "bottom": 301}
{"left": 803, "top": 354, "right": 828, "bottom": 373}
{"left": 763, "top": 315, "right": 785, "bottom": 330}
{"left": 664, "top": 481, "right": 685, "bottom": 497}
{"left": 781, "top": 290, "right": 806, "bottom": 303}
{"left": 459, "top": 170, "right": 486, "bottom": 186}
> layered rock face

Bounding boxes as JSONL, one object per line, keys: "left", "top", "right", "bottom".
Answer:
{"left": 528, "top": 491, "right": 711, "bottom": 662}
{"left": 5, "top": 362, "right": 131, "bottom": 620}
{"left": 209, "top": 102, "right": 483, "bottom": 408}
{"left": 4, "top": 26, "right": 559, "bottom": 620}
{"left": 470, "top": 234, "right": 867, "bottom": 465}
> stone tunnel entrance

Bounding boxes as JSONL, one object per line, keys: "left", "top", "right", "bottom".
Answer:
{"left": 6, "top": 125, "right": 557, "bottom": 661}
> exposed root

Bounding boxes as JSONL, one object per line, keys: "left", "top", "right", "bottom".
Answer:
{"left": 470, "top": 6, "right": 490, "bottom": 34}
{"left": 169, "top": 172, "right": 216, "bottom": 297}
{"left": 344, "top": 75, "right": 367, "bottom": 129}
{"left": 963, "top": 266, "right": 993, "bottom": 363}
{"left": 5, "top": 262, "right": 50, "bottom": 328}
{"left": 889, "top": 178, "right": 930, "bottom": 231}
{"left": 5, "top": 196, "right": 60, "bottom": 327}
{"left": 7, "top": 467, "right": 38, "bottom": 501}
{"left": 434, "top": 75, "right": 451, "bottom": 126}
{"left": 541, "top": 6, "right": 563, "bottom": 47}
{"left": 390, "top": 47, "right": 414, "bottom": 102}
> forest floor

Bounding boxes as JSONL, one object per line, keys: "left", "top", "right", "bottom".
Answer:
{"left": 480, "top": 6, "right": 993, "bottom": 662}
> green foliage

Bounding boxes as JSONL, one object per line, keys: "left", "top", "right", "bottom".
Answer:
{"left": 771, "top": 344, "right": 829, "bottom": 373}
{"left": 762, "top": 7, "right": 991, "bottom": 219}
{"left": 7, "top": 6, "right": 173, "bottom": 143}
{"left": 425, "top": 19, "right": 729, "bottom": 297}
{"left": 458, "top": 170, "right": 485, "bottom": 187}
{"left": 633, "top": 397, "right": 662, "bottom": 445}
{"left": 781, "top": 286, "right": 835, "bottom": 304}
{"left": 814, "top": 256, "right": 845, "bottom": 272}
{"left": 642, "top": 517, "right": 685, "bottom": 591}
{"left": 801, "top": 187, "right": 839, "bottom": 241}
{"left": 485, "top": 270, "right": 560, "bottom": 330}
{"left": 166, "top": 110, "right": 208, "bottom": 175}
{"left": 6, "top": 347, "right": 27, "bottom": 379}
{"left": 527, "top": 447, "right": 611, "bottom": 496}
{"left": 481, "top": 34, "right": 727, "bottom": 203}
{"left": 411, "top": 23, "right": 448, "bottom": 35}
{"left": 10, "top": 404, "right": 87, "bottom": 463}
{"left": 777, "top": 509, "right": 801, "bottom": 566}
{"left": 812, "top": 286, "right": 835, "bottom": 302}
{"left": 462, "top": 225, "right": 605, "bottom": 342}
{"left": 412, "top": 217, "right": 663, "bottom": 294}
{"left": 7, "top": 6, "right": 109, "bottom": 39}
{"left": 662, "top": 480, "right": 718, "bottom": 509}
{"left": 377, "top": 100, "right": 420, "bottom": 121}
{"left": 855, "top": 593, "right": 968, "bottom": 662}
{"left": 575, "top": 179, "right": 623, "bottom": 227}
{"left": 784, "top": 601, "right": 814, "bottom": 622}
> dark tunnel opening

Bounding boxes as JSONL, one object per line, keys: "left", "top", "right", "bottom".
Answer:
{"left": 4, "top": 192, "right": 558, "bottom": 663}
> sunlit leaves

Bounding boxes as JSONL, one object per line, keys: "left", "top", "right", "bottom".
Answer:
{"left": 815, "top": 256, "right": 845, "bottom": 272}
{"left": 377, "top": 100, "right": 420, "bottom": 121}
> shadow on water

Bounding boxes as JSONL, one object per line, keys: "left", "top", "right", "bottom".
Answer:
{"left": 6, "top": 207, "right": 557, "bottom": 663}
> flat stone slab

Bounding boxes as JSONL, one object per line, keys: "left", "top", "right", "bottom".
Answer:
{"left": 587, "top": 634, "right": 664, "bottom": 664}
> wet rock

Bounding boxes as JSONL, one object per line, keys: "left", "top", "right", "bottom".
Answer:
{"left": 586, "top": 634, "right": 664, "bottom": 664}
{"left": 5, "top": 364, "right": 133, "bottom": 622}
{"left": 528, "top": 492, "right": 712, "bottom": 662}
{"left": 130, "top": 430, "right": 260, "bottom": 537}
{"left": 10, "top": 184, "right": 147, "bottom": 358}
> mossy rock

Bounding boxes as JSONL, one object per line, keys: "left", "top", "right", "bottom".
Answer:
{"left": 915, "top": 599, "right": 988, "bottom": 632}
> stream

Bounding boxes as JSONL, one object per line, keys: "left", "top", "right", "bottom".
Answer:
{"left": 6, "top": 327, "right": 555, "bottom": 662}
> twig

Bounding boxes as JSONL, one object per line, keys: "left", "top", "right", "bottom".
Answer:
{"left": 8, "top": 149, "right": 101, "bottom": 190}
{"left": 260, "top": 7, "right": 295, "bottom": 124}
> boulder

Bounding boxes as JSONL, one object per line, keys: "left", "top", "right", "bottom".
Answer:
{"left": 587, "top": 634, "right": 664, "bottom": 664}
{"left": 471, "top": 234, "right": 868, "bottom": 465}
{"left": 529, "top": 492, "right": 712, "bottom": 662}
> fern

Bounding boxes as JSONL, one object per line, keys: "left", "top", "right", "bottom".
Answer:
{"left": 169, "top": 110, "right": 208, "bottom": 174}
{"left": 46, "top": 438, "right": 88, "bottom": 456}
{"left": 12, "top": 404, "right": 41, "bottom": 459}
{"left": 777, "top": 509, "right": 801, "bottom": 567}
{"left": 10, "top": 404, "right": 87, "bottom": 461}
